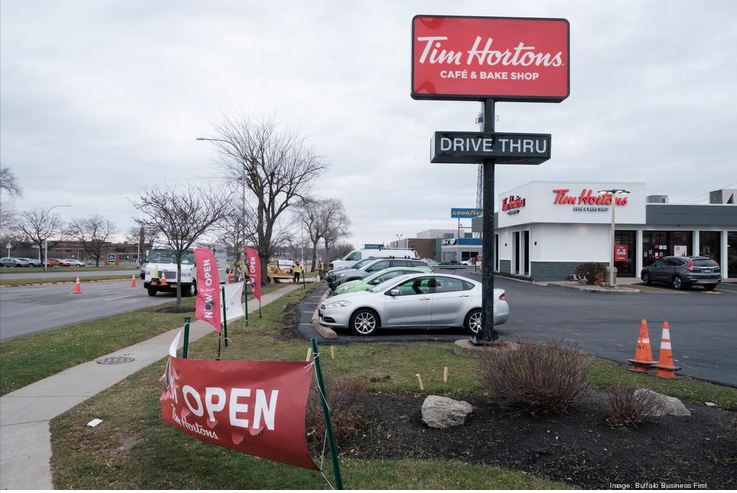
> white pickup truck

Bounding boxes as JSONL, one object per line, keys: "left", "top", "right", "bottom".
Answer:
{"left": 142, "top": 245, "right": 227, "bottom": 297}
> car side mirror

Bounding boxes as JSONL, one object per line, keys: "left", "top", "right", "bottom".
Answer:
{"left": 388, "top": 289, "right": 400, "bottom": 296}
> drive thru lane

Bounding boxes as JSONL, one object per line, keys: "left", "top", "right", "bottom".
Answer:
{"left": 0, "top": 280, "right": 177, "bottom": 341}
{"left": 460, "top": 273, "right": 737, "bottom": 387}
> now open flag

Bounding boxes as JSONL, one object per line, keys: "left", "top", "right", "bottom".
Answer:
{"left": 194, "top": 247, "right": 222, "bottom": 333}
{"left": 245, "top": 246, "right": 262, "bottom": 301}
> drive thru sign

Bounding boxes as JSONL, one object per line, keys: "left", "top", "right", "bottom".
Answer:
{"left": 412, "top": 15, "right": 569, "bottom": 344}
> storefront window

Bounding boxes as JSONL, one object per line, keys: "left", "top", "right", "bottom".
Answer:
{"left": 699, "top": 231, "right": 721, "bottom": 263}
{"left": 642, "top": 231, "right": 693, "bottom": 266}
{"left": 728, "top": 232, "right": 737, "bottom": 278}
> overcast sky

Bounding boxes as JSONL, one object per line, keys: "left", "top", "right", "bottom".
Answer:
{"left": 2, "top": 0, "right": 736, "bottom": 249}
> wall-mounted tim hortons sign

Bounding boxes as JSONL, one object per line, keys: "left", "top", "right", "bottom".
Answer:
{"left": 432, "top": 131, "right": 551, "bottom": 164}
{"left": 412, "top": 15, "right": 569, "bottom": 102}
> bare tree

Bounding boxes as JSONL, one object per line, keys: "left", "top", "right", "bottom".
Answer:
{"left": 67, "top": 215, "right": 117, "bottom": 266}
{"left": 133, "top": 185, "right": 230, "bottom": 307}
{"left": 17, "top": 208, "right": 65, "bottom": 262}
{"left": 297, "top": 197, "right": 324, "bottom": 272}
{"left": 321, "top": 199, "right": 351, "bottom": 262}
{"left": 214, "top": 194, "right": 253, "bottom": 279}
{"left": 205, "top": 114, "right": 326, "bottom": 284}
{"left": 0, "top": 166, "right": 22, "bottom": 231}
{"left": 0, "top": 166, "right": 22, "bottom": 199}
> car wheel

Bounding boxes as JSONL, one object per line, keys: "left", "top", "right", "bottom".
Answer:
{"left": 349, "top": 309, "right": 379, "bottom": 336}
{"left": 186, "top": 282, "right": 197, "bottom": 297}
{"left": 641, "top": 272, "right": 651, "bottom": 286}
{"left": 464, "top": 308, "right": 482, "bottom": 335}
{"left": 147, "top": 287, "right": 157, "bottom": 297}
{"left": 672, "top": 275, "right": 684, "bottom": 290}
{"left": 703, "top": 284, "right": 716, "bottom": 291}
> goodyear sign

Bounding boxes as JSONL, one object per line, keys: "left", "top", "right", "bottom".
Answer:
{"left": 451, "top": 208, "right": 483, "bottom": 218}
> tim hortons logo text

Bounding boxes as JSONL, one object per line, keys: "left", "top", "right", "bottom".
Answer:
{"left": 553, "top": 188, "right": 628, "bottom": 207}
{"left": 417, "top": 36, "right": 564, "bottom": 69}
{"left": 502, "top": 195, "right": 526, "bottom": 215}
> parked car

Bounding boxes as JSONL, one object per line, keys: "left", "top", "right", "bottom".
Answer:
{"left": 325, "top": 257, "right": 377, "bottom": 285}
{"left": 318, "top": 273, "right": 509, "bottom": 336}
{"left": 21, "top": 257, "right": 42, "bottom": 267}
{"left": 13, "top": 257, "right": 31, "bottom": 267}
{"left": 334, "top": 266, "right": 432, "bottom": 295}
{"left": 640, "top": 256, "right": 721, "bottom": 290}
{"left": 328, "top": 258, "right": 430, "bottom": 290}
{"left": 0, "top": 257, "right": 21, "bottom": 267}
{"left": 46, "top": 258, "right": 69, "bottom": 267}
{"left": 63, "top": 259, "right": 86, "bottom": 267}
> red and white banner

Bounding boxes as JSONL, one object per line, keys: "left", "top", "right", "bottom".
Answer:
{"left": 245, "top": 246, "right": 262, "bottom": 301}
{"left": 160, "top": 355, "right": 317, "bottom": 469}
{"left": 615, "top": 244, "right": 629, "bottom": 262}
{"left": 412, "top": 15, "right": 569, "bottom": 102}
{"left": 194, "top": 247, "right": 222, "bottom": 333}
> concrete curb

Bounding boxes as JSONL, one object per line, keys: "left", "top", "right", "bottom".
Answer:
{"left": 554, "top": 282, "right": 640, "bottom": 294}
{"left": 311, "top": 289, "right": 337, "bottom": 339}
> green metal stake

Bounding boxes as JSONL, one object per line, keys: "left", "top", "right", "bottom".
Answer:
{"left": 244, "top": 281, "right": 249, "bottom": 326}
{"left": 182, "top": 317, "right": 191, "bottom": 359}
{"left": 216, "top": 331, "right": 222, "bottom": 360}
{"left": 221, "top": 285, "right": 228, "bottom": 347}
{"left": 310, "top": 338, "right": 344, "bottom": 490}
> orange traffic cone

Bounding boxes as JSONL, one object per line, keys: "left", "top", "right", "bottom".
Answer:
{"left": 160, "top": 272, "right": 167, "bottom": 287}
{"left": 627, "top": 319, "right": 657, "bottom": 373}
{"left": 130, "top": 275, "right": 137, "bottom": 288}
{"left": 72, "top": 277, "right": 81, "bottom": 294}
{"left": 656, "top": 321, "right": 681, "bottom": 379}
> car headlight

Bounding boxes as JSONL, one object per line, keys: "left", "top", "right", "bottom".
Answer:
{"left": 325, "top": 300, "right": 353, "bottom": 309}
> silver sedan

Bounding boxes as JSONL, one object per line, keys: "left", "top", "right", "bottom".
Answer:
{"left": 318, "top": 273, "right": 509, "bottom": 336}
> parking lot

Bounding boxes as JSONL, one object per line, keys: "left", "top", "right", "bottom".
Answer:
{"left": 303, "top": 273, "right": 737, "bottom": 387}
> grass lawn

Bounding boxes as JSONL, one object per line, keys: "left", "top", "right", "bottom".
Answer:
{"left": 0, "top": 264, "right": 137, "bottom": 273}
{"left": 49, "top": 284, "right": 736, "bottom": 489}
{"left": 0, "top": 283, "right": 281, "bottom": 396}
{"left": 0, "top": 274, "right": 132, "bottom": 286}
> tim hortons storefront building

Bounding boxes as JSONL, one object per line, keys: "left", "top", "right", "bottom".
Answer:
{"left": 472, "top": 182, "right": 737, "bottom": 281}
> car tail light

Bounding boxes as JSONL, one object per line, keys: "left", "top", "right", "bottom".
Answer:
{"left": 686, "top": 259, "right": 694, "bottom": 271}
{"left": 498, "top": 293, "right": 506, "bottom": 301}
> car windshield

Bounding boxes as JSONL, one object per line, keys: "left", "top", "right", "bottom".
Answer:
{"left": 368, "top": 273, "right": 416, "bottom": 293}
{"left": 149, "top": 249, "right": 194, "bottom": 264}
{"left": 351, "top": 258, "right": 375, "bottom": 269}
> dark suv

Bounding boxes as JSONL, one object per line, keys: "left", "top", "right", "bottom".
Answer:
{"left": 640, "top": 256, "right": 721, "bottom": 290}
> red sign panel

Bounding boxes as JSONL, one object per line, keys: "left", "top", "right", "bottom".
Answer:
{"left": 245, "top": 246, "right": 262, "bottom": 301}
{"left": 194, "top": 247, "right": 222, "bottom": 333}
{"left": 615, "top": 244, "right": 629, "bottom": 262}
{"left": 160, "top": 356, "right": 317, "bottom": 470}
{"left": 412, "top": 15, "right": 569, "bottom": 102}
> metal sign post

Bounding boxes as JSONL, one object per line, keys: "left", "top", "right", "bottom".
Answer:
{"left": 478, "top": 100, "right": 498, "bottom": 344}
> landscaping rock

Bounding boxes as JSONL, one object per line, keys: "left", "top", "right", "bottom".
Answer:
{"left": 634, "top": 389, "right": 691, "bottom": 416}
{"left": 421, "top": 395, "right": 473, "bottom": 429}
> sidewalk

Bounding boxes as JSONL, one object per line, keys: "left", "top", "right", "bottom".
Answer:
{"left": 0, "top": 283, "right": 303, "bottom": 490}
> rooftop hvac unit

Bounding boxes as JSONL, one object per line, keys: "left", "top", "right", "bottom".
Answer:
{"left": 709, "top": 189, "right": 736, "bottom": 204}
{"left": 646, "top": 195, "right": 668, "bottom": 204}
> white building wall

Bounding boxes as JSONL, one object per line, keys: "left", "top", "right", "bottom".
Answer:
{"left": 535, "top": 223, "right": 611, "bottom": 263}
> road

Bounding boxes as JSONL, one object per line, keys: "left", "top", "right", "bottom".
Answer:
{"left": 461, "top": 273, "right": 737, "bottom": 387}
{"left": 0, "top": 279, "right": 176, "bottom": 341}
{"left": 0, "top": 269, "right": 138, "bottom": 280}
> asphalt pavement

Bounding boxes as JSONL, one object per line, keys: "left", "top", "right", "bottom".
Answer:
{"left": 0, "top": 279, "right": 176, "bottom": 340}
{"left": 0, "top": 269, "right": 138, "bottom": 280}
{"left": 462, "top": 273, "right": 737, "bottom": 387}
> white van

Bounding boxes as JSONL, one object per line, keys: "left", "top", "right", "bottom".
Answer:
{"left": 331, "top": 248, "right": 418, "bottom": 270}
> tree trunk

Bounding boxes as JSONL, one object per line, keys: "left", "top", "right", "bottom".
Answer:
{"left": 176, "top": 261, "right": 182, "bottom": 306}
{"left": 310, "top": 243, "right": 318, "bottom": 272}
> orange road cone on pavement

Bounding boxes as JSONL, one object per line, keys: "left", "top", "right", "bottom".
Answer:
{"left": 130, "top": 275, "right": 137, "bottom": 288}
{"left": 627, "top": 319, "right": 657, "bottom": 373}
{"left": 72, "top": 277, "right": 82, "bottom": 295}
{"left": 160, "top": 272, "right": 167, "bottom": 287}
{"left": 656, "top": 321, "right": 681, "bottom": 379}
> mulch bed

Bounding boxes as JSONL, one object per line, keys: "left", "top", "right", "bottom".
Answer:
{"left": 339, "top": 393, "right": 737, "bottom": 489}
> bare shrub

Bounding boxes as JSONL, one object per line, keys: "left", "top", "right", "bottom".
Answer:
{"left": 478, "top": 340, "right": 591, "bottom": 416}
{"left": 605, "top": 385, "right": 663, "bottom": 427}
{"left": 306, "top": 376, "right": 367, "bottom": 444}
{"left": 574, "top": 262, "right": 607, "bottom": 285}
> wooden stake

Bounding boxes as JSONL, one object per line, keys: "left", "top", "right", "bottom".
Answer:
{"left": 306, "top": 347, "right": 313, "bottom": 362}
{"left": 330, "top": 346, "right": 335, "bottom": 360}
{"left": 415, "top": 373, "right": 424, "bottom": 391}
{"left": 443, "top": 366, "right": 448, "bottom": 383}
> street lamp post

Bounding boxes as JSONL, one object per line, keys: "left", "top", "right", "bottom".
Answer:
{"left": 197, "top": 136, "right": 248, "bottom": 280}
{"left": 598, "top": 189, "right": 630, "bottom": 287}
{"left": 44, "top": 204, "right": 71, "bottom": 271}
